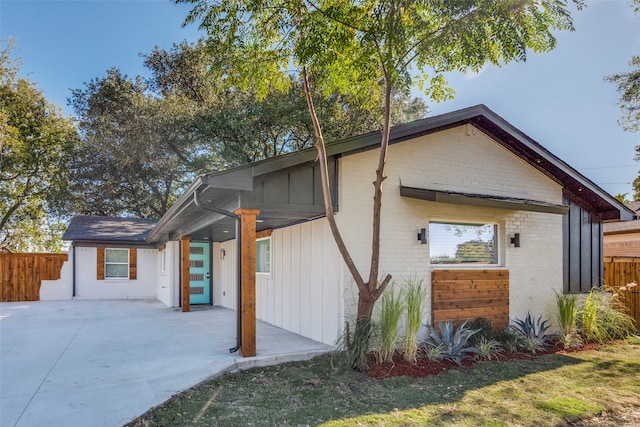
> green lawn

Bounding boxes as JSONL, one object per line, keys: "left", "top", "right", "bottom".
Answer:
{"left": 128, "top": 337, "right": 640, "bottom": 427}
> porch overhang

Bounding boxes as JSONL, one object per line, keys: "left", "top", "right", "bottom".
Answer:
{"left": 400, "top": 186, "right": 570, "bottom": 215}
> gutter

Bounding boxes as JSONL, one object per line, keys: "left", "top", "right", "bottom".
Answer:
{"left": 193, "top": 189, "right": 243, "bottom": 354}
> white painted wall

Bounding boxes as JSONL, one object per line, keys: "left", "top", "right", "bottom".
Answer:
{"left": 336, "top": 124, "right": 564, "bottom": 326}
{"left": 156, "top": 241, "right": 181, "bottom": 307}
{"left": 72, "top": 247, "right": 158, "bottom": 300}
{"left": 40, "top": 249, "right": 73, "bottom": 300}
{"left": 214, "top": 220, "right": 343, "bottom": 346}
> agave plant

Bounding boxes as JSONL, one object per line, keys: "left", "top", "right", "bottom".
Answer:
{"left": 508, "top": 313, "right": 555, "bottom": 349}
{"left": 421, "top": 320, "right": 481, "bottom": 366}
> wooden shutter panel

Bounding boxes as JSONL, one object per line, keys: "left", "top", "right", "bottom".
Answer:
{"left": 129, "top": 248, "right": 137, "bottom": 280}
{"left": 97, "top": 247, "right": 105, "bottom": 280}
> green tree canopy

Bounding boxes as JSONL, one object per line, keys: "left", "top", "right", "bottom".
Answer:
{"left": 0, "top": 41, "right": 79, "bottom": 252}
{"left": 68, "top": 40, "right": 427, "bottom": 217}
{"left": 606, "top": 55, "right": 640, "bottom": 133}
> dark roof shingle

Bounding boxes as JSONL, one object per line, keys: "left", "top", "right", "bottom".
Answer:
{"left": 63, "top": 216, "right": 158, "bottom": 243}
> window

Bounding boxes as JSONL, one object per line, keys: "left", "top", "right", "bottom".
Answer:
{"left": 105, "top": 248, "right": 129, "bottom": 279}
{"left": 256, "top": 238, "right": 271, "bottom": 273}
{"left": 160, "top": 250, "right": 166, "bottom": 273}
{"left": 429, "top": 221, "right": 498, "bottom": 265}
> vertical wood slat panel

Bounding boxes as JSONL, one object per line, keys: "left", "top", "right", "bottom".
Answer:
{"left": 129, "top": 248, "right": 137, "bottom": 280}
{"left": 432, "top": 269, "right": 510, "bottom": 329}
{"left": 0, "top": 253, "right": 68, "bottom": 302}
{"left": 603, "top": 257, "right": 640, "bottom": 328}
{"left": 96, "top": 247, "right": 105, "bottom": 280}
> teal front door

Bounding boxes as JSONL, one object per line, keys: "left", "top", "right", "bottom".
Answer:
{"left": 189, "top": 242, "right": 210, "bottom": 304}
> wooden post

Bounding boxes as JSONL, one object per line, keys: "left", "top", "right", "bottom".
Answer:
{"left": 181, "top": 236, "right": 191, "bottom": 312}
{"left": 235, "top": 208, "right": 260, "bottom": 357}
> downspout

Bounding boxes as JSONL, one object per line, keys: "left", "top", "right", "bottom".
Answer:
{"left": 72, "top": 242, "right": 76, "bottom": 298}
{"left": 193, "top": 190, "right": 242, "bottom": 354}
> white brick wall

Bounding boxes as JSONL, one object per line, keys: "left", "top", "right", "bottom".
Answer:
{"left": 73, "top": 247, "right": 158, "bottom": 300}
{"left": 336, "top": 124, "right": 564, "bottom": 326}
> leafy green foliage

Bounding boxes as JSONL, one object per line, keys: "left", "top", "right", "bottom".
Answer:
{"left": 68, "top": 41, "right": 426, "bottom": 218}
{"left": 422, "top": 321, "right": 481, "bottom": 366}
{"left": 375, "top": 285, "right": 404, "bottom": 364}
{"left": 605, "top": 55, "right": 640, "bottom": 133}
{"left": 402, "top": 276, "right": 426, "bottom": 363}
{"left": 0, "top": 41, "right": 79, "bottom": 252}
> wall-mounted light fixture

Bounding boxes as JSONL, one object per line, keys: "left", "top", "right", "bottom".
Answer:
{"left": 220, "top": 248, "right": 226, "bottom": 260}
{"left": 510, "top": 233, "right": 520, "bottom": 248}
{"left": 417, "top": 228, "right": 427, "bottom": 245}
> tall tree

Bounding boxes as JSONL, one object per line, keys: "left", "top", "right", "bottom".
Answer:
{"left": 0, "top": 41, "right": 79, "bottom": 252}
{"left": 68, "top": 68, "right": 200, "bottom": 218}
{"left": 605, "top": 0, "right": 640, "bottom": 199}
{"left": 179, "top": 0, "right": 582, "bottom": 364}
{"left": 69, "top": 41, "right": 426, "bottom": 216}
{"left": 606, "top": 55, "right": 640, "bottom": 133}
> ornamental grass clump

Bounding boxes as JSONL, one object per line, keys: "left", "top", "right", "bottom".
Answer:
{"left": 403, "top": 276, "right": 426, "bottom": 363}
{"left": 578, "top": 285, "right": 637, "bottom": 344}
{"left": 376, "top": 285, "right": 404, "bottom": 364}
{"left": 555, "top": 292, "right": 583, "bottom": 350}
{"left": 334, "top": 317, "right": 376, "bottom": 372}
{"left": 555, "top": 291, "right": 578, "bottom": 337}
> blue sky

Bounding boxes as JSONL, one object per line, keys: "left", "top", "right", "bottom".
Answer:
{"left": 1, "top": 0, "right": 639, "bottom": 198}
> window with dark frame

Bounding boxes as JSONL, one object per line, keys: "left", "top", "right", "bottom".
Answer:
{"left": 429, "top": 221, "right": 498, "bottom": 265}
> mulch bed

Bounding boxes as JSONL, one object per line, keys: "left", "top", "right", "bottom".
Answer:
{"left": 366, "top": 341, "right": 602, "bottom": 379}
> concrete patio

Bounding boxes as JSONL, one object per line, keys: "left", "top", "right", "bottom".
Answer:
{"left": 0, "top": 300, "right": 331, "bottom": 427}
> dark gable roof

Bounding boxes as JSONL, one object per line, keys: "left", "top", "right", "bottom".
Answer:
{"left": 63, "top": 216, "right": 158, "bottom": 244}
{"left": 69, "top": 105, "right": 633, "bottom": 246}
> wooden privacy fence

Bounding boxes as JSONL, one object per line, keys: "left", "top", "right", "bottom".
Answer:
{"left": 432, "top": 269, "right": 510, "bottom": 329}
{"left": 0, "top": 253, "right": 68, "bottom": 302}
{"left": 603, "top": 257, "right": 640, "bottom": 327}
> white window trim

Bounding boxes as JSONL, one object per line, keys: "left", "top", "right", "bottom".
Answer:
{"left": 105, "top": 248, "right": 130, "bottom": 280}
{"left": 160, "top": 249, "right": 167, "bottom": 274}
{"left": 256, "top": 237, "right": 272, "bottom": 275}
{"left": 428, "top": 220, "right": 502, "bottom": 268}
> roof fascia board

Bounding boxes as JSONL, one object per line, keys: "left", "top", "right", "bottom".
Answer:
{"left": 472, "top": 109, "right": 634, "bottom": 221}
{"left": 146, "top": 177, "right": 207, "bottom": 243}
{"left": 400, "top": 186, "right": 570, "bottom": 215}
{"left": 72, "top": 241, "right": 156, "bottom": 249}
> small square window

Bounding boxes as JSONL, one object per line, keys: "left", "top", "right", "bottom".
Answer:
{"left": 256, "top": 238, "right": 271, "bottom": 273}
{"left": 429, "top": 222, "right": 498, "bottom": 265}
{"left": 105, "top": 248, "right": 129, "bottom": 279}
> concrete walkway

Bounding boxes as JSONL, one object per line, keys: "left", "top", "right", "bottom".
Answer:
{"left": 0, "top": 300, "right": 330, "bottom": 427}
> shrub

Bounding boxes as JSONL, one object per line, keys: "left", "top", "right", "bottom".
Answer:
{"left": 403, "top": 276, "right": 426, "bottom": 363}
{"left": 467, "top": 317, "right": 496, "bottom": 346}
{"left": 421, "top": 320, "right": 481, "bottom": 366}
{"left": 376, "top": 285, "right": 404, "bottom": 364}
{"left": 578, "top": 286, "right": 637, "bottom": 344}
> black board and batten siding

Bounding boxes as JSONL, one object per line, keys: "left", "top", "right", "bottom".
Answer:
{"left": 563, "top": 196, "right": 604, "bottom": 293}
